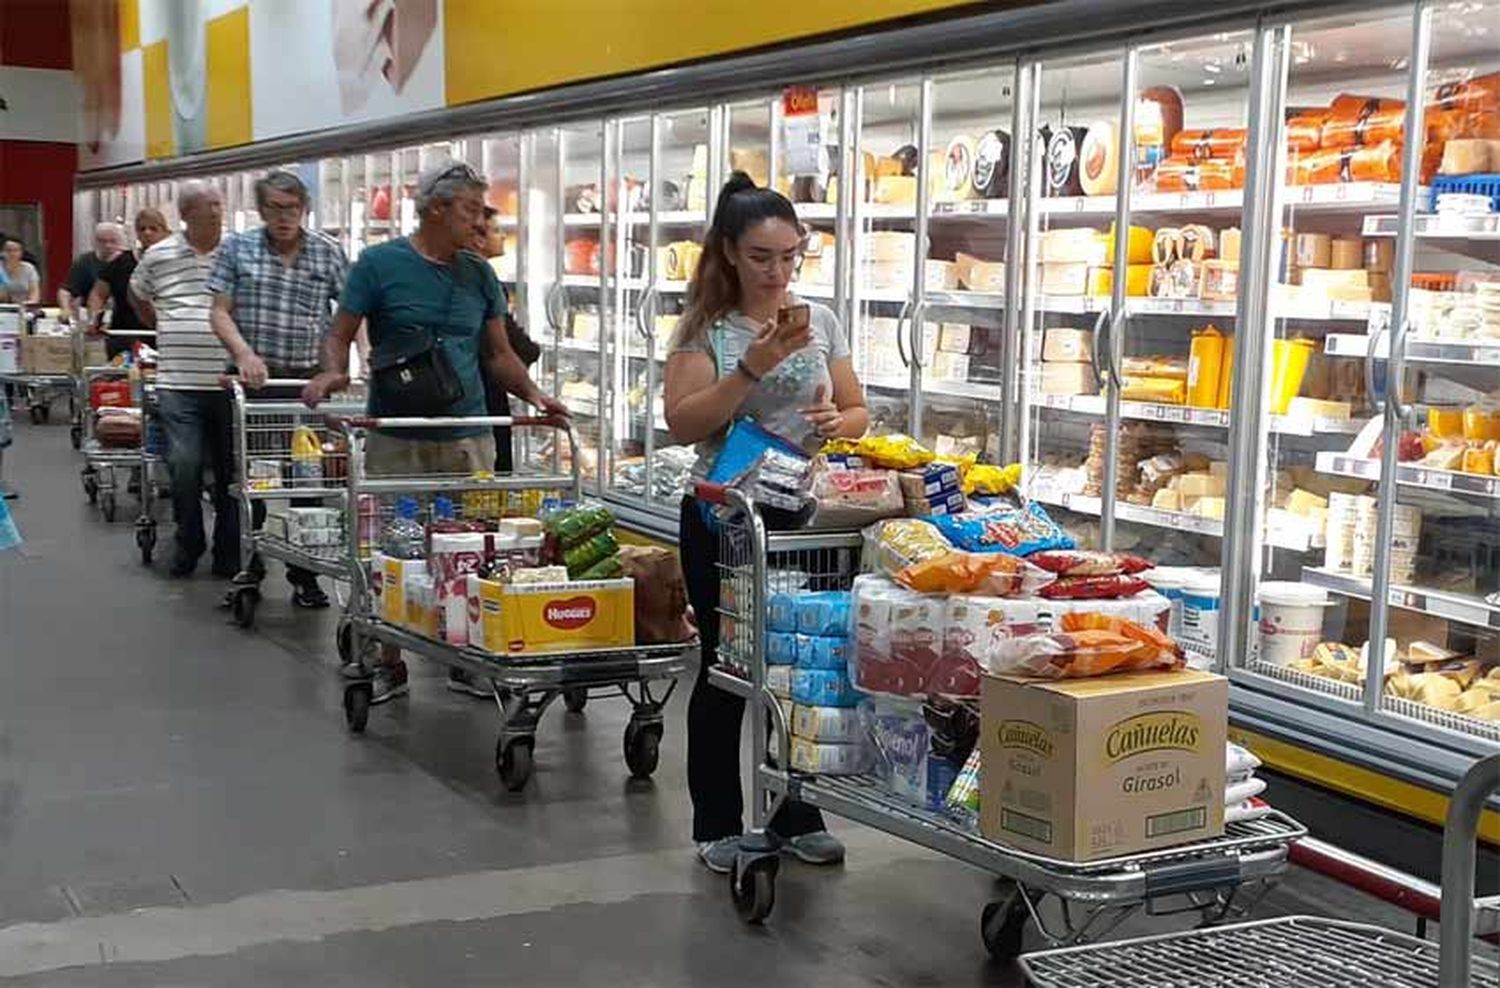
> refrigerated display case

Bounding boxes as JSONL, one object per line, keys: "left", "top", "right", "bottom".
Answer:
{"left": 68, "top": 0, "right": 1500, "bottom": 818}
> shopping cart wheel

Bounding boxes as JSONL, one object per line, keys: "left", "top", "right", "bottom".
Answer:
{"left": 980, "top": 882, "right": 1030, "bottom": 960}
{"left": 230, "top": 586, "right": 260, "bottom": 628}
{"left": 135, "top": 519, "right": 156, "bottom": 565}
{"left": 730, "top": 854, "right": 778, "bottom": 925}
{"left": 497, "top": 737, "right": 534, "bottom": 792}
{"left": 336, "top": 620, "right": 354, "bottom": 665}
{"left": 82, "top": 471, "right": 98, "bottom": 503}
{"left": 343, "top": 683, "right": 371, "bottom": 733}
{"left": 563, "top": 688, "right": 588, "bottom": 714}
{"left": 100, "top": 491, "right": 117, "bottom": 523}
{"left": 70, "top": 425, "right": 82, "bottom": 450}
{"left": 623, "top": 718, "right": 662, "bottom": 779}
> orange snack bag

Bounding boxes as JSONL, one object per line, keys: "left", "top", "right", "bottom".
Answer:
{"left": 898, "top": 551, "right": 1053, "bottom": 598}
{"left": 1058, "top": 612, "right": 1183, "bottom": 665}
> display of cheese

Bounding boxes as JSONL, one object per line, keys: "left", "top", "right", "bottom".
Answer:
{"left": 1045, "top": 125, "right": 1089, "bottom": 196}
{"left": 1039, "top": 361, "right": 1098, "bottom": 396}
{"left": 972, "top": 129, "right": 1011, "bottom": 198}
{"left": 1041, "top": 228, "right": 1108, "bottom": 265}
{"left": 955, "top": 252, "right": 1006, "bottom": 292}
{"left": 1079, "top": 120, "right": 1120, "bottom": 196}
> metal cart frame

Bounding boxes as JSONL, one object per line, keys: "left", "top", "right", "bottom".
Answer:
{"left": 1020, "top": 753, "right": 1500, "bottom": 986}
{"left": 0, "top": 371, "right": 74, "bottom": 426}
{"left": 79, "top": 364, "right": 158, "bottom": 527}
{"left": 702, "top": 485, "right": 1306, "bottom": 960}
{"left": 224, "top": 379, "right": 366, "bottom": 627}
{"left": 333, "top": 413, "right": 694, "bottom": 792}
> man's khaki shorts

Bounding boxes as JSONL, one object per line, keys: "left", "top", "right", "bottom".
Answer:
{"left": 365, "top": 432, "right": 497, "bottom": 477}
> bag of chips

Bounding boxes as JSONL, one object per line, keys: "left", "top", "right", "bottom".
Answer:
{"left": 983, "top": 613, "right": 1183, "bottom": 679}
{"left": 961, "top": 462, "right": 1022, "bottom": 496}
{"left": 864, "top": 518, "right": 953, "bottom": 577}
{"left": 1028, "top": 550, "right": 1153, "bottom": 577}
{"left": 897, "top": 551, "right": 1054, "bottom": 598}
{"left": 928, "top": 501, "right": 1073, "bottom": 556}
{"left": 851, "top": 433, "right": 935, "bottom": 470}
{"left": 1038, "top": 574, "right": 1151, "bottom": 599}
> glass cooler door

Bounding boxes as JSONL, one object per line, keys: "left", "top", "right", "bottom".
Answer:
{"left": 552, "top": 121, "right": 607, "bottom": 491}
{"left": 920, "top": 64, "right": 1022, "bottom": 467}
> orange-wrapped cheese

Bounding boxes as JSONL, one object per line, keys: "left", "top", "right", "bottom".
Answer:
{"left": 1169, "top": 128, "right": 1248, "bottom": 160}
{"left": 1288, "top": 142, "right": 1402, "bottom": 185}
{"left": 1286, "top": 112, "right": 1329, "bottom": 153}
{"left": 1321, "top": 95, "right": 1405, "bottom": 148}
{"left": 1155, "top": 156, "right": 1237, "bottom": 192}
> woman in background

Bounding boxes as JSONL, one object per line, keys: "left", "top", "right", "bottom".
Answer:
{"left": 0, "top": 237, "right": 41, "bottom": 304}
{"left": 663, "top": 172, "right": 869, "bottom": 874}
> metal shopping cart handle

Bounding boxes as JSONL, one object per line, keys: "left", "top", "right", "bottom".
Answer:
{"left": 220, "top": 375, "right": 347, "bottom": 390}
{"left": 327, "top": 414, "right": 571, "bottom": 431}
{"left": 1440, "top": 752, "right": 1500, "bottom": 983}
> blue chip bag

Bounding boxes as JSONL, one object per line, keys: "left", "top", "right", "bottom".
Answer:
{"left": 791, "top": 668, "right": 862, "bottom": 708}
{"left": 929, "top": 501, "right": 1074, "bottom": 556}
{"left": 795, "top": 634, "right": 853, "bottom": 671}
{"left": 767, "top": 591, "right": 799, "bottom": 633}
{"left": 767, "top": 632, "right": 800, "bottom": 666}
{"left": 794, "top": 591, "right": 851, "bottom": 637}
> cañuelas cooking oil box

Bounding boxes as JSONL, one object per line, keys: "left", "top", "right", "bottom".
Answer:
{"left": 979, "top": 669, "right": 1227, "bottom": 862}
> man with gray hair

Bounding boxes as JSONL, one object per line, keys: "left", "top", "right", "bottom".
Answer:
{"left": 303, "top": 160, "right": 567, "bottom": 702}
{"left": 60, "top": 222, "right": 126, "bottom": 323}
{"left": 209, "top": 169, "right": 348, "bottom": 606}
{"left": 130, "top": 182, "right": 231, "bottom": 577}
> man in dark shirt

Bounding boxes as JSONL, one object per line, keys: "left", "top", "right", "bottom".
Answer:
{"left": 87, "top": 210, "right": 170, "bottom": 358}
{"left": 59, "top": 222, "right": 125, "bottom": 323}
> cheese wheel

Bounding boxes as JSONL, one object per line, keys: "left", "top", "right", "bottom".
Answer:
{"left": 971, "top": 129, "right": 1011, "bottom": 199}
{"left": 1330, "top": 238, "right": 1363, "bottom": 270}
{"left": 1363, "top": 238, "right": 1394, "bottom": 273}
{"left": 1440, "top": 138, "right": 1492, "bottom": 175}
{"left": 892, "top": 144, "right": 920, "bottom": 177}
{"left": 944, "top": 135, "right": 977, "bottom": 198}
{"left": 1293, "top": 233, "right": 1332, "bottom": 269}
{"left": 1080, "top": 121, "right": 1120, "bottom": 196}
{"left": 1046, "top": 126, "right": 1089, "bottom": 197}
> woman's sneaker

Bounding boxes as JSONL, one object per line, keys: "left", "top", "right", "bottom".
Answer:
{"left": 370, "top": 661, "right": 409, "bottom": 705}
{"left": 781, "top": 831, "right": 845, "bottom": 866}
{"left": 696, "top": 836, "right": 741, "bottom": 875}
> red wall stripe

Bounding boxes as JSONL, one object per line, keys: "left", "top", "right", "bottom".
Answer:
{"left": 0, "top": 0, "right": 74, "bottom": 71}
{"left": 0, "top": 141, "right": 80, "bottom": 299}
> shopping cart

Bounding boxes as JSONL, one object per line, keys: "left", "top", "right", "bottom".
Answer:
{"left": 79, "top": 359, "right": 158, "bottom": 526}
{"left": 224, "top": 378, "right": 366, "bottom": 627}
{"left": 0, "top": 369, "right": 74, "bottom": 426}
{"left": 332, "top": 413, "right": 694, "bottom": 792}
{"left": 1020, "top": 753, "right": 1500, "bottom": 986}
{"left": 700, "top": 484, "right": 1307, "bottom": 959}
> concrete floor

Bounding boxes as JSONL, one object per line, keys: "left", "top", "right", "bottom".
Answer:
{"left": 0, "top": 415, "right": 1421, "bottom": 986}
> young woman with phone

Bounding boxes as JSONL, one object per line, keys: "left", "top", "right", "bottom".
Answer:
{"left": 664, "top": 171, "right": 869, "bottom": 874}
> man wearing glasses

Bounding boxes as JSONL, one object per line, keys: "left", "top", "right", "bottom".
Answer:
{"left": 210, "top": 170, "right": 349, "bottom": 609}
{"left": 302, "top": 160, "right": 567, "bottom": 703}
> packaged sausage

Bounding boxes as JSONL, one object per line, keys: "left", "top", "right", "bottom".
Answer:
{"left": 1028, "top": 550, "right": 1153, "bottom": 577}
{"left": 1038, "top": 573, "right": 1152, "bottom": 599}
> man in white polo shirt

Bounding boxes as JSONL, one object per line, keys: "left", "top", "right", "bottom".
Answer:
{"left": 130, "top": 182, "right": 231, "bottom": 578}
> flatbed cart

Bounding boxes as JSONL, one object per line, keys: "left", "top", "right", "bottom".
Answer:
{"left": 700, "top": 485, "right": 1307, "bottom": 960}
{"left": 224, "top": 378, "right": 367, "bottom": 628}
{"left": 332, "top": 413, "right": 694, "bottom": 792}
{"left": 1020, "top": 753, "right": 1500, "bottom": 987}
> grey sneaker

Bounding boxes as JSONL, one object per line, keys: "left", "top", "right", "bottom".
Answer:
{"left": 696, "top": 837, "right": 741, "bottom": 874}
{"left": 446, "top": 667, "right": 491, "bottom": 699}
{"left": 370, "top": 662, "right": 409, "bottom": 705}
{"left": 781, "top": 831, "right": 845, "bottom": 866}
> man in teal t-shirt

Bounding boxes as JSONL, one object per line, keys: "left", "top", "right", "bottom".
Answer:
{"left": 303, "top": 160, "right": 568, "bottom": 702}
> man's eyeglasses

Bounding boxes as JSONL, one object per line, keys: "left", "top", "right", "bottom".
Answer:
{"left": 260, "top": 200, "right": 305, "bottom": 218}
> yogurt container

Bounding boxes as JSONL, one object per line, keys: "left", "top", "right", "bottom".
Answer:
{"left": 1179, "top": 571, "right": 1222, "bottom": 659}
{"left": 1255, "top": 581, "right": 1330, "bottom": 667}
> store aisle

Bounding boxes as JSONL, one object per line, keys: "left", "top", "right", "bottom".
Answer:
{"left": 0, "top": 419, "right": 1409, "bottom": 986}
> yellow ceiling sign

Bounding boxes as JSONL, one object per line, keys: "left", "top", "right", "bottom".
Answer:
{"left": 444, "top": 0, "right": 984, "bottom": 108}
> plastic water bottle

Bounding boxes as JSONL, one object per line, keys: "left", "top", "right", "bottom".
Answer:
{"left": 382, "top": 497, "right": 426, "bottom": 560}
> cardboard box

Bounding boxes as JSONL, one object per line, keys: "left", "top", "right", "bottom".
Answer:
{"left": 21, "top": 336, "right": 74, "bottom": 374}
{"left": 979, "top": 669, "right": 1227, "bottom": 862}
{"left": 1039, "top": 361, "right": 1099, "bottom": 396}
{"left": 373, "top": 554, "right": 427, "bottom": 625}
{"left": 1043, "top": 328, "right": 1093, "bottom": 363}
{"left": 467, "top": 575, "right": 635, "bottom": 654}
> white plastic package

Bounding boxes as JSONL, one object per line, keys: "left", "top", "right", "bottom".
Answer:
{"left": 792, "top": 704, "right": 864, "bottom": 744}
{"left": 790, "top": 736, "right": 870, "bottom": 775}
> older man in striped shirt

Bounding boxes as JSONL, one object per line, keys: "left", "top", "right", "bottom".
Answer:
{"left": 130, "top": 181, "right": 230, "bottom": 578}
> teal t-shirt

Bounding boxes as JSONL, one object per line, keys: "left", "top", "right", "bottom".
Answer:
{"left": 339, "top": 238, "right": 503, "bottom": 438}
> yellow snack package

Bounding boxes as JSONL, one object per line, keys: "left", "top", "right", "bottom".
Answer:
{"left": 853, "top": 433, "right": 935, "bottom": 470}
{"left": 963, "top": 462, "right": 1023, "bottom": 496}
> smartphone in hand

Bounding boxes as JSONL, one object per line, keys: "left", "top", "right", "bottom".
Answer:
{"left": 776, "top": 303, "right": 810, "bottom": 336}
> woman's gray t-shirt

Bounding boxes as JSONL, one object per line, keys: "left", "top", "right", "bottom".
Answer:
{"left": 673, "top": 298, "right": 850, "bottom": 479}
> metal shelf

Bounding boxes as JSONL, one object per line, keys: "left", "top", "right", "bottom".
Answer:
{"left": 868, "top": 375, "right": 999, "bottom": 401}
{"left": 1032, "top": 488, "right": 1321, "bottom": 551}
{"left": 1316, "top": 452, "right": 1500, "bottom": 499}
{"left": 1032, "top": 393, "right": 1365, "bottom": 436}
{"left": 1325, "top": 332, "right": 1500, "bottom": 367}
{"left": 1302, "top": 566, "right": 1500, "bottom": 631}
{"left": 1363, "top": 212, "right": 1500, "bottom": 239}
{"left": 925, "top": 289, "right": 1006, "bottom": 310}
{"left": 925, "top": 183, "right": 1405, "bottom": 223}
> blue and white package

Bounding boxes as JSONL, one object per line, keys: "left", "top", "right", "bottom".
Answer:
{"left": 795, "top": 634, "right": 853, "bottom": 671}
{"left": 863, "top": 696, "right": 933, "bottom": 808}
{"left": 767, "top": 632, "right": 800, "bottom": 666}
{"left": 767, "top": 591, "right": 799, "bottom": 633}
{"left": 795, "top": 591, "right": 851, "bottom": 637}
{"left": 791, "top": 667, "right": 861, "bottom": 708}
{"left": 928, "top": 501, "right": 1074, "bottom": 556}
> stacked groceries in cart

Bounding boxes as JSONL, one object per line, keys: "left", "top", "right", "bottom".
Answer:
{"left": 366, "top": 492, "right": 691, "bottom": 656}
{"left": 716, "top": 424, "right": 1273, "bottom": 864}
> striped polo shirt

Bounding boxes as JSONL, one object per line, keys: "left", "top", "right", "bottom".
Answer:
{"left": 130, "top": 234, "right": 226, "bottom": 391}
